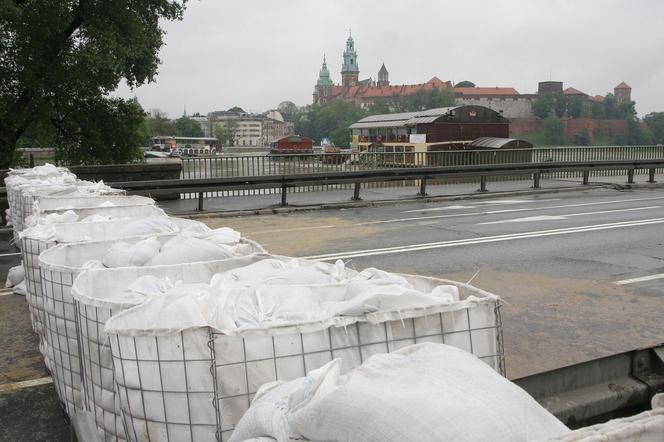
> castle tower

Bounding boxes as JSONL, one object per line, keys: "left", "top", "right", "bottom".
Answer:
{"left": 614, "top": 81, "right": 631, "bottom": 104}
{"left": 377, "top": 63, "right": 389, "bottom": 86}
{"left": 313, "top": 55, "right": 334, "bottom": 104}
{"left": 341, "top": 32, "right": 360, "bottom": 87}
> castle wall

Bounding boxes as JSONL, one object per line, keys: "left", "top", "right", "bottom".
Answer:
{"left": 454, "top": 97, "right": 535, "bottom": 118}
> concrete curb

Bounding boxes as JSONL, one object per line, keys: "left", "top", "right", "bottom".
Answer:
{"left": 179, "top": 183, "right": 615, "bottom": 219}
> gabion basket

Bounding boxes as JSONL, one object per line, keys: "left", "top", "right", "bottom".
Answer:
{"left": 21, "top": 216, "right": 206, "bottom": 416}
{"left": 71, "top": 254, "right": 269, "bottom": 441}
{"left": 107, "top": 277, "right": 504, "bottom": 442}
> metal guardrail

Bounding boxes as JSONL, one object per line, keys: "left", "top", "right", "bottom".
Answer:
{"left": 514, "top": 343, "right": 664, "bottom": 429}
{"left": 180, "top": 146, "right": 664, "bottom": 180}
{"left": 109, "top": 159, "right": 664, "bottom": 211}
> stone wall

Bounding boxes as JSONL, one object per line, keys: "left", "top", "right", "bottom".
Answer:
{"left": 454, "top": 97, "right": 535, "bottom": 118}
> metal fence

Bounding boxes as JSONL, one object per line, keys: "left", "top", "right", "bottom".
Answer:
{"left": 179, "top": 146, "right": 664, "bottom": 198}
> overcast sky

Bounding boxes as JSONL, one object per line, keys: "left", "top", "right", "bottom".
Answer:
{"left": 115, "top": 0, "right": 664, "bottom": 118}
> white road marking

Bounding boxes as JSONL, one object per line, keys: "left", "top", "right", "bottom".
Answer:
{"left": 0, "top": 376, "right": 53, "bottom": 393}
{"left": 613, "top": 273, "right": 664, "bottom": 285}
{"left": 401, "top": 198, "right": 560, "bottom": 213}
{"left": 479, "top": 206, "right": 661, "bottom": 225}
{"left": 245, "top": 225, "right": 336, "bottom": 235}
{"left": 0, "top": 288, "right": 16, "bottom": 296}
{"left": 305, "top": 217, "right": 664, "bottom": 261}
{"left": 366, "top": 197, "right": 664, "bottom": 226}
{"left": 0, "top": 252, "right": 21, "bottom": 258}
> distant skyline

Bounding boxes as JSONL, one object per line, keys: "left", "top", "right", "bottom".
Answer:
{"left": 114, "top": 0, "right": 664, "bottom": 118}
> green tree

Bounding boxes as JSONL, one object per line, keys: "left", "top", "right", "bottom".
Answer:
{"left": 571, "top": 128, "right": 590, "bottom": 146}
{"left": 644, "top": 112, "right": 664, "bottom": 143}
{"left": 455, "top": 80, "right": 475, "bottom": 88}
{"left": 54, "top": 98, "right": 145, "bottom": 165}
{"left": 144, "top": 110, "right": 176, "bottom": 137}
{"left": 532, "top": 94, "right": 554, "bottom": 118}
{"left": 213, "top": 124, "right": 231, "bottom": 145}
{"left": 277, "top": 101, "right": 298, "bottom": 121}
{"left": 0, "top": 0, "right": 186, "bottom": 167}
{"left": 567, "top": 97, "right": 583, "bottom": 118}
{"left": 228, "top": 106, "right": 245, "bottom": 114}
{"left": 543, "top": 116, "right": 565, "bottom": 145}
{"left": 175, "top": 116, "right": 204, "bottom": 137}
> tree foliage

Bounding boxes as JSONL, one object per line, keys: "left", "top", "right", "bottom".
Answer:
{"left": 644, "top": 112, "right": 664, "bottom": 144}
{"left": 455, "top": 80, "right": 475, "bottom": 88}
{"left": 54, "top": 98, "right": 145, "bottom": 165}
{"left": 543, "top": 116, "right": 565, "bottom": 145}
{"left": 175, "top": 116, "right": 204, "bottom": 137}
{"left": 0, "top": 0, "right": 187, "bottom": 166}
{"left": 228, "top": 106, "right": 246, "bottom": 114}
{"left": 144, "top": 110, "right": 176, "bottom": 137}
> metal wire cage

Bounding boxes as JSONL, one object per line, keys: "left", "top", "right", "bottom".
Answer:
{"left": 68, "top": 251, "right": 267, "bottom": 441}
{"left": 108, "top": 280, "right": 504, "bottom": 442}
{"left": 28, "top": 217, "right": 206, "bottom": 417}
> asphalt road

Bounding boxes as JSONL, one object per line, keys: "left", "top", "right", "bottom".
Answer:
{"left": 205, "top": 186, "right": 664, "bottom": 378}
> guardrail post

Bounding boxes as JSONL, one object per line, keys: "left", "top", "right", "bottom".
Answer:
{"left": 418, "top": 177, "right": 428, "bottom": 196}
{"left": 281, "top": 182, "right": 288, "bottom": 206}
{"left": 352, "top": 182, "right": 362, "bottom": 201}
{"left": 627, "top": 169, "right": 635, "bottom": 184}
{"left": 532, "top": 172, "right": 541, "bottom": 189}
{"left": 197, "top": 192, "right": 204, "bottom": 211}
{"left": 582, "top": 170, "right": 590, "bottom": 185}
{"left": 648, "top": 168, "right": 656, "bottom": 183}
{"left": 29, "top": 153, "right": 34, "bottom": 168}
{"left": 478, "top": 176, "right": 488, "bottom": 193}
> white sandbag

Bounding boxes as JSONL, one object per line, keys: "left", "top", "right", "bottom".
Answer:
{"left": 106, "top": 260, "right": 460, "bottom": 333}
{"left": 232, "top": 343, "right": 569, "bottom": 442}
{"left": 116, "top": 217, "right": 205, "bottom": 237}
{"left": 147, "top": 237, "right": 237, "bottom": 265}
{"left": 13, "top": 280, "right": 27, "bottom": 296}
{"left": 5, "top": 264, "right": 25, "bottom": 288}
{"left": 106, "top": 268, "right": 503, "bottom": 441}
{"left": 102, "top": 237, "right": 162, "bottom": 268}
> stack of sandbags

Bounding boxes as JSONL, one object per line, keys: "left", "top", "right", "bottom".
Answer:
{"left": 103, "top": 259, "right": 503, "bottom": 441}
{"left": 21, "top": 216, "right": 210, "bottom": 417}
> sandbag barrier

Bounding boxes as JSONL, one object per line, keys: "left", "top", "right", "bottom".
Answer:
{"left": 5, "top": 166, "right": 508, "bottom": 442}
{"left": 105, "top": 276, "right": 503, "bottom": 442}
{"left": 47, "top": 242, "right": 266, "bottom": 441}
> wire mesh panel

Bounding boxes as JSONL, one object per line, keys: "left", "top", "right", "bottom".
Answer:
{"left": 78, "top": 302, "right": 127, "bottom": 441}
{"left": 71, "top": 254, "right": 268, "bottom": 441}
{"left": 21, "top": 235, "right": 56, "bottom": 363}
{"left": 109, "top": 292, "right": 503, "bottom": 442}
{"left": 41, "top": 264, "right": 84, "bottom": 415}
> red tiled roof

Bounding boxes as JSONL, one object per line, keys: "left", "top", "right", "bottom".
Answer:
{"left": 615, "top": 81, "right": 631, "bottom": 90}
{"left": 454, "top": 87, "right": 520, "bottom": 96}
{"left": 563, "top": 87, "right": 587, "bottom": 96}
{"left": 589, "top": 95, "right": 605, "bottom": 103}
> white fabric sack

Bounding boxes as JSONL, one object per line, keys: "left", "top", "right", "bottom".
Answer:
{"left": 13, "top": 280, "right": 27, "bottom": 296}
{"left": 231, "top": 343, "right": 569, "bottom": 442}
{"left": 5, "top": 264, "right": 25, "bottom": 288}
{"left": 104, "top": 259, "right": 460, "bottom": 334}
{"left": 116, "top": 217, "right": 208, "bottom": 237}
{"left": 101, "top": 237, "right": 162, "bottom": 268}
{"left": 146, "top": 236, "right": 235, "bottom": 265}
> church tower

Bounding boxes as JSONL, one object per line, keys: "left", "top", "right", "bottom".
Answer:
{"left": 313, "top": 55, "right": 334, "bottom": 104}
{"left": 614, "top": 81, "right": 631, "bottom": 105}
{"left": 377, "top": 63, "right": 389, "bottom": 86}
{"left": 341, "top": 32, "right": 360, "bottom": 87}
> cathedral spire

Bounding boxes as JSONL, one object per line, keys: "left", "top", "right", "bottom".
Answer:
{"left": 341, "top": 31, "right": 359, "bottom": 87}
{"left": 316, "top": 54, "right": 333, "bottom": 87}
